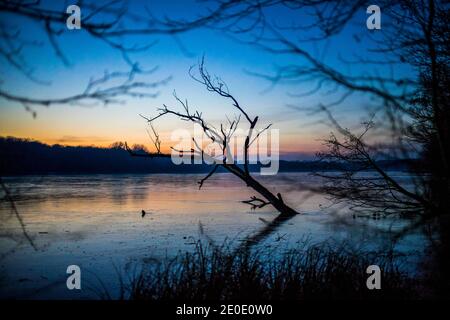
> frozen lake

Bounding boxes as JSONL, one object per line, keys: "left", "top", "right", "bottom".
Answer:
{"left": 0, "top": 172, "right": 426, "bottom": 299}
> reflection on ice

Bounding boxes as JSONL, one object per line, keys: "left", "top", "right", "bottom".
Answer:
{"left": 0, "top": 172, "right": 425, "bottom": 299}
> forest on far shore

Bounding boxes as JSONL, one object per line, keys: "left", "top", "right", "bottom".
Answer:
{"left": 0, "top": 136, "right": 414, "bottom": 175}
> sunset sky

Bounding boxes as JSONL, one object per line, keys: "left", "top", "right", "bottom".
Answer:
{"left": 0, "top": 0, "right": 413, "bottom": 160}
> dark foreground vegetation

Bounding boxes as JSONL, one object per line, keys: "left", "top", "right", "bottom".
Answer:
{"left": 124, "top": 241, "right": 421, "bottom": 301}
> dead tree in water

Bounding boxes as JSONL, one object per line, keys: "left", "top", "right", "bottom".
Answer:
{"left": 144, "top": 0, "right": 449, "bottom": 232}
{"left": 128, "top": 60, "right": 300, "bottom": 245}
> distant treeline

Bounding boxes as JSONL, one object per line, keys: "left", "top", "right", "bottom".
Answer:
{"left": 0, "top": 137, "right": 415, "bottom": 175}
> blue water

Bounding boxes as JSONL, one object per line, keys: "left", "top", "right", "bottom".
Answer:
{"left": 0, "top": 172, "right": 427, "bottom": 299}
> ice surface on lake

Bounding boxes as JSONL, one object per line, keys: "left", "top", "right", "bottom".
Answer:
{"left": 0, "top": 172, "right": 425, "bottom": 299}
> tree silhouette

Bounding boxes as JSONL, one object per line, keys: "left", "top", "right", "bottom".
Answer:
{"left": 0, "top": 0, "right": 176, "bottom": 249}
{"left": 0, "top": 0, "right": 180, "bottom": 115}
{"left": 149, "top": 0, "right": 449, "bottom": 232}
{"left": 128, "top": 59, "right": 300, "bottom": 247}
{"left": 148, "top": 0, "right": 449, "bottom": 292}
{"left": 2, "top": 2, "right": 449, "bottom": 282}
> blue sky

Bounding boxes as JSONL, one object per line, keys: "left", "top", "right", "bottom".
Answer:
{"left": 0, "top": 0, "right": 415, "bottom": 159}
